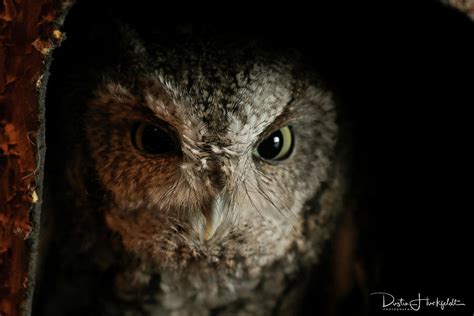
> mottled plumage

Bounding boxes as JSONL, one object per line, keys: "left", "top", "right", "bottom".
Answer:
{"left": 42, "top": 24, "right": 350, "bottom": 316}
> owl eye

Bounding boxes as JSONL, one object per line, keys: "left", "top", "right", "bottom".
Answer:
{"left": 131, "top": 123, "right": 179, "bottom": 155}
{"left": 254, "top": 126, "right": 294, "bottom": 161}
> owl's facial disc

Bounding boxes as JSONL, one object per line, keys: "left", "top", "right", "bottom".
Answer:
{"left": 85, "top": 48, "right": 339, "bottom": 267}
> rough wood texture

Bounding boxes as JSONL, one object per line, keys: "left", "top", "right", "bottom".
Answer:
{"left": 0, "top": 1, "right": 69, "bottom": 315}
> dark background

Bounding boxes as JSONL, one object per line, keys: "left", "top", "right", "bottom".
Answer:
{"left": 43, "top": 0, "right": 474, "bottom": 314}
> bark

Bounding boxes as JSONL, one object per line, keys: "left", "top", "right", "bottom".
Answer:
{"left": 0, "top": 1, "right": 70, "bottom": 315}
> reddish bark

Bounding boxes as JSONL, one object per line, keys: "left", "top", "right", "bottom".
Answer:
{"left": 0, "top": 1, "right": 68, "bottom": 315}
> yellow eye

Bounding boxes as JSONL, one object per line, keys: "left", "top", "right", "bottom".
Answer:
{"left": 131, "top": 123, "right": 179, "bottom": 155}
{"left": 254, "top": 126, "right": 294, "bottom": 161}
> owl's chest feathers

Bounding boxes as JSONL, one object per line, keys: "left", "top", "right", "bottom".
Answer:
{"left": 115, "top": 235, "right": 307, "bottom": 314}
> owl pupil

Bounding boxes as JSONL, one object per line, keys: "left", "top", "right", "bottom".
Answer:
{"left": 133, "top": 124, "right": 177, "bottom": 155}
{"left": 257, "top": 130, "right": 283, "bottom": 159}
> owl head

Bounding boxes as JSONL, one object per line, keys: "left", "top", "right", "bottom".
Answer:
{"left": 78, "top": 25, "right": 340, "bottom": 271}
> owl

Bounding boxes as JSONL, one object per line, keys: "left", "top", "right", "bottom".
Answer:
{"left": 38, "top": 23, "right": 352, "bottom": 316}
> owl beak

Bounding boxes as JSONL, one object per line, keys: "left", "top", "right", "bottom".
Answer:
{"left": 203, "top": 195, "right": 225, "bottom": 241}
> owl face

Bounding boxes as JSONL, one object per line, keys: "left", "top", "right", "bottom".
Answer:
{"left": 83, "top": 41, "right": 338, "bottom": 270}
